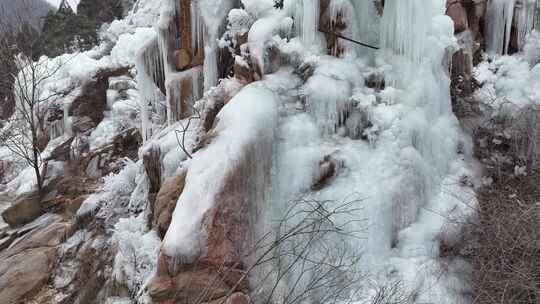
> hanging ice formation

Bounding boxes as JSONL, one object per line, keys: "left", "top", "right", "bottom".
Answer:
{"left": 47, "top": 101, "right": 71, "bottom": 140}
{"left": 137, "top": 0, "right": 236, "bottom": 141}
{"left": 380, "top": 0, "right": 434, "bottom": 63}
{"left": 516, "top": 0, "right": 538, "bottom": 50}
{"left": 381, "top": 0, "right": 458, "bottom": 232}
{"left": 351, "top": 0, "right": 381, "bottom": 55}
{"left": 485, "top": 0, "right": 516, "bottom": 55}
{"left": 199, "top": 0, "right": 234, "bottom": 90}
{"left": 301, "top": 0, "right": 320, "bottom": 47}
{"left": 485, "top": 0, "right": 538, "bottom": 55}
{"left": 136, "top": 38, "right": 166, "bottom": 141}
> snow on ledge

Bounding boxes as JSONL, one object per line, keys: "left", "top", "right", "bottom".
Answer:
{"left": 162, "top": 83, "right": 279, "bottom": 261}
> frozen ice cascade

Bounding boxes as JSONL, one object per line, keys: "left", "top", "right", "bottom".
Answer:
{"left": 117, "top": 0, "right": 476, "bottom": 302}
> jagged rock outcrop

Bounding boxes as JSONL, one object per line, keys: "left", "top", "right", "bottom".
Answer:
{"left": 312, "top": 154, "right": 344, "bottom": 190}
{"left": 68, "top": 68, "right": 131, "bottom": 136}
{"left": 1, "top": 192, "right": 42, "bottom": 227}
{"left": 0, "top": 214, "right": 71, "bottom": 304}
{"left": 446, "top": 0, "right": 486, "bottom": 44}
{"left": 152, "top": 170, "right": 186, "bottom": 238}
{"left": 175, "top": 0, "right": 204, "bottom": 71}
{"left": 149, "top": 85, "right": 277, "bottom": 304}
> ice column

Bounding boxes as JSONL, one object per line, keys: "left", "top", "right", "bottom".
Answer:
{"left": 199, "top": 0, "right": 234, "bottom": 91}
{"left": 485, "top": 0, "right": 516, "bottom": 55}
{"left": 352, "top": 0, "right": 380, "bottom": 52}
{"left": 516, "top": 0, "right": 538, "bottom": 51}
{"left": 136, "top": 38, "right": 166, "bottom": 141}
{"left": 302, "top": 0, "right": 320, "bottom": 46}
{"left": 380, "top": 0, "right": 434, "bottom": 63}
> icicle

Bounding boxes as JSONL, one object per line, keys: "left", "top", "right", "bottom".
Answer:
{"left": 351, "top": 0, "right": 380, "bottom": 54}
{"left": 136, "top": 38, "right": 166, "bottom": 141}
{"left": 49, "top": 120, "right": 64, "bottom": 140}
{"left": 516, "top": 0, "right": 537, "bottom": 51}
{"left": 380, "top": 0, "right": 433, "bottom": 63}
{"left": 166, "top": 67, "right": 204, "bottom": 123}
{"left": 191, "top": 0, "right": 205, "bottom": 59}
{"left": 303, "top": 74, "right": 353, "bottom": 135}
{"left": 158, "top": 0, "right": 179, "bottom": 126}
{"left": 198, "top": 0, "right": 234, "bottom": 90}
{"left": 64, "top": 100, "right": 74, "bottom": 139}
{"left": 485, "top": 0, "right": 516, "bottom": 55}
{"left": 301, "top": 0, "right": 320, "bottom": 46}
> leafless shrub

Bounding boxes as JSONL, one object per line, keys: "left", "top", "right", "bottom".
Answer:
{"left": 174, "top": 104, "right": 201, "bottom": 159}
{"left": 0, "top": 4, "right": 76, "bottom": 196}
{"left": 371, "top": 279, "right": 416, "bottom": 304}
{"left": 188, "top": 197, "right": 368, "bottom": 304}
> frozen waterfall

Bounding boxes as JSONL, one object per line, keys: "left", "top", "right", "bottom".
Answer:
{"left": 146, "top": 0, "right": 475, "bottom": 303}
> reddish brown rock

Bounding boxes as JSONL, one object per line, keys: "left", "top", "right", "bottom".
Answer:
{"left": 0, "top": 214, "right": 70, "bottom": 303}
{"left": 1, "top": 192, "right": 43, "bottom": 227}
{"left": 312, "top": 154, "right": 343, "bottom": 190}
{"left": 150, "top": 266, "right": 231, "bottom": 303}
{"left": 143, "top": 144, "right": 162, "bottom": 194}
{"left": 149, "top": 120, "right": 268, "bottom": 303}
{"left": 177, "top": 0, "right": 204, "bottom": 69}
{"left": 0, "top": 247, "right": 55, "bottom": 303}
{"left": 447, "top": 1, "right": 469, "bottom": 33}
{"left": 233, "top": 56, "right": 258, "bottom": 84}
{"left": 152, "top": 170, "right": 187, "bottom": 238}
{"left": 174, "top": 49, "right": 192, "bottom": 71}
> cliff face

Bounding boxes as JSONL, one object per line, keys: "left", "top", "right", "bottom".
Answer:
{"left": 0, "top": 0, "right": 538, "bottom": 303}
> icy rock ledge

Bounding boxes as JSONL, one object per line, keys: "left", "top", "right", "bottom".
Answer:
{"left": 148, "top": 84, "right": 279, "bottom": 303}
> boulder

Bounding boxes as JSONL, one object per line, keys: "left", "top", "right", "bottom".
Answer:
{"left": 0, "top": 214, "right": 70, "bottom": 304}
{"left": 149, "top": 86, "right": 276, "bottom": 303}
{"left": 312, "top": 154, "right": 344, "bottom": 190}
{"left": 53, "top": 232, "right": 116, "bottom": 304}
{"left": 1, "top": 192, "right": 42, "bottom": 227}
{"left": 0, "top": 247, "right": 55, "bottom": 304}
{"left": 5, "top": 215, "right": 70, "bottom": 257}
{"left": 152, "top": 170, "right": 187, "bottom": 238}
{"left": 149, "top": 267, "right": 230, "bottom": 303}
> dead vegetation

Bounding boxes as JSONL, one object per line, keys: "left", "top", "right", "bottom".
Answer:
{"left": 443, "top": 91, "right": 540, "bottom": 303}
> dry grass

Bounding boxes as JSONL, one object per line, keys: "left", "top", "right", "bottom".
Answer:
{"left": 441, "top": 104, "right": 540, "bottom": 303}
